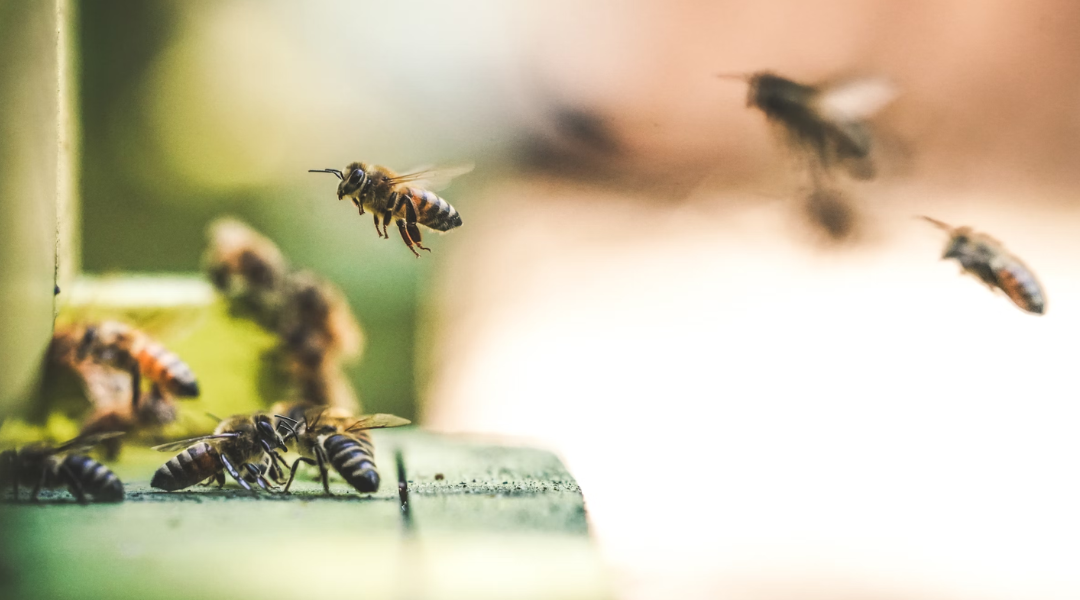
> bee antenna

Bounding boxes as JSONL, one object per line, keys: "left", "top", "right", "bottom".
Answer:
{"left": 308, "top": 168, "right": 344, "bottom": 181}
{"left": 716, "top": 72, "right": 751, "bottom": 82}
{"left": 917, "top": 215, "right": 953, "bottom": 232}
{"left": 274, "top": 415, "right": 298, "bottom": 425}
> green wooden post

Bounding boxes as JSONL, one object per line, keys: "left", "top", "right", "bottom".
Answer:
{"left": 0, "top": 0, "right": 79, "bottom": 416}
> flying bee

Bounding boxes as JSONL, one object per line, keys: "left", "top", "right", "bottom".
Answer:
{"left": 74, "top": 321, "right": 200, "bottom": 409}
{"left": 0, "top": 432, "right": 125, "bottom": 503}
{"left": 309, "top": 162, "right": 470, "bottom": 257}
{"left": 721, "top": 71, "right": 896, "bottom": 180}
{"left": 150, "top": 413, "right": 291, "bottom": 492}
{"left": 274, "top": 404, "right": 410, "bottom": 495}
{"left": 921, "top": 216, "right": 1046, "bottom": 314}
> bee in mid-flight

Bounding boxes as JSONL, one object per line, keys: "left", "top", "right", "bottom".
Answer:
{"left": 274, "top": 403, "right": 409, "bottom": 495}
{"left": 204, "top": 218, "right": 291, "bottom": 328}
{"left": 921, "top": 216, "right": 1046, "bottom": 314}
{"left": 723, "top": 71, "right": 896, "bottom": 180}
{"left": 74, "top": 321, "right": 200, "bottom": 408}
{"left": 150, "top": 413, "right": 290, "bottom": 492}
{"left": 309, "top": 162, "right": 469, "bottom": 257}
{"left": 0, "top": 432, "right": 125, "bottom": 503}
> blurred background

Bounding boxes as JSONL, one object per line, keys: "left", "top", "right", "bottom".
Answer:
{"left": 6, "top": 0, "right": 1080, "bottom": 598}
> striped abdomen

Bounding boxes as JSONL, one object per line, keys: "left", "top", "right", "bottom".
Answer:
{"left": 401, "top": 187, "right": 462, "bottom": 232}
{"left": 151, "top": 443, "right": 221, "bottom": 491}
{"left": 324, "top": 432, "right": 380, "bottom": 493}
{"left": 994, "top": 257, "right": 1046, "bottom": 314}
{"left": 135, "top": 338, "right": 200, "bottom": 397}
{"left": 60, "top": 455, "right": 124, "bottom": 502}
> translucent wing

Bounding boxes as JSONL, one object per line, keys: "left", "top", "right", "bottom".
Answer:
{"left": 52, "top": 431, "right": 126, "bottom": 454}
{"left": 814, "top": 77, "right": 896, "bottom": 123}
{"left": 386, "top": 162, "right": 474, "bottom": 191}
{"left": 151, "top": 433, "right": 240, "bottom": 452}
{"left": 345, "top": 414, "right": 412, "bottom": 432}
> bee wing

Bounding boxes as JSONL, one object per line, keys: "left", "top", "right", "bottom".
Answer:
{"left": 75, "top": 361, "right": 132, "bottom": 411}
{"left": 151, "top": 433, "right": 239, "bottom": 452}
{"left": 52, "top": 431, "right": 126, "bottom": 454}
{"left": 814, "top": 77, "right": 896, "bottom": 123}
{"left": 345, "top": 414, "right": 412, "bottom": 432}
{"left": 386, "top": 162, "right": 474, "bottom": 191}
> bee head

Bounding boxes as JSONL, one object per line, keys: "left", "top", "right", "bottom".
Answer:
{"left": 75, "top": 326, "right": 98, "bottom": 360}
{"left": 254, "top": 415, "right": 288, "bottom": 451}
{"left": 746, "top": 72, "right": 812, "bottom": 114}
{"left": 943, "top": 234, "right": 969, "bottom": 260}
{"left": 338, "top": 163, "right": 369, "bottom": 199}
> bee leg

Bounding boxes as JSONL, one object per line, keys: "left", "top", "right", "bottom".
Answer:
{"left": 58, "top": 464, "right": 88, "bottom": 504}
{"left": 214, "top": 471, "right": 226, "bottom": 488}
{"left": 129, "top": 366, "right": 141, "bottom": 410}
{"left": 283, "top": 457, "right": 316, "bottom": 493}
{"left": 406, "top": 223, "right": 430, "bottom": 252}
{"left": 29, "top": 468, "right": 47, "bottom": 502}
{"left": 382, "top": 212, "right": 394, "bottom": 239}
{"left": 401, "top": 200, "right": 431, "bottom": 252}
{"left": 314, "top": 445, "right": 332, "bottom": 495}
{"left": 218, "top": 454, "right": 253, "bottom": 492}
{"left": 372, "top": 213, "right": 382, "bottom": 237}
{"left": 244, "top": 464, "right": 273, "bottom": 491}
{"left": 396, "top": 221, "right": 421, "bottom": 258}
{"left": 351, "top": 197, "right": 364, "bottom": 216}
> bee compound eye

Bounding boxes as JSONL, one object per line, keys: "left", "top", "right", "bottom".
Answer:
{"left": 349, "top": 169, "right": 363, "bottom": 184}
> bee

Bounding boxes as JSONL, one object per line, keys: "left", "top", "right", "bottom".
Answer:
{"left": 74, "top": 321, "right": 200, "bottom": 409}
{"left": 309, "top": 163, "right": 469, "bottom": 256}
{"left": 0, "top": 432, "right": 125, "bottom": 503}
{"left": 150, "top": 413, "right": 290, "bottom": 492}
{"left": 204, "top": 218, "right": 291, "bottom": 328}
{"left": 279, "top": 271, "right": 362, "bottom": 370}
{"left": 274, "top": 404, "right": 410, "bottom": 495}
{"left": 921, "top": 216, "right": 1046, "bottom": 314}
{"left": 804, "top": 187, "right": 858, "bottom": 242}
{"left": 722, "top": 71, "right": 896, "bottom": 180}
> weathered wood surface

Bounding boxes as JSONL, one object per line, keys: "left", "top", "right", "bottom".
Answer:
{"left": 0, "top": 429, "right": 610, "bottom": 600}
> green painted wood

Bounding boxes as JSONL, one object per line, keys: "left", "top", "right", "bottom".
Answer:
{"left": 0, "top": 429, "right": 611, "bottom": 600}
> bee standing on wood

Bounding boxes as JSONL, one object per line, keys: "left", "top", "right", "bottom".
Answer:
{"left": 74, "top": 321, "right": 200, "bottom": 409}
{"left": 0, "top": 432, "right": 125, "bottom": 503}
{"left": 921, "top": 216, "right": 1046, "bottom": 314}
{"left": 725, "top": 71, "right": 896, "bottom": 180}
{"left": 274, "top": 404, "right": 409, "bottom": 495}
{"left": 309, "top": 162, "right": 470, "bottom": 257}
{"left": 150, "top": 414, "right": 290, "bottom": 492}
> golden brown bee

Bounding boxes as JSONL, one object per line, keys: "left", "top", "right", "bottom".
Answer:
{"left": 204, "top": 218, "right": 291, "bottom": 328}
{"left": 922, "top": 216, "right": 1047, "bottom": 314}
{"left": 274, "top": 403, "right": 409, "bottom": 495}
{"left": 724, "top": 71, "right": 896, "bottom": 180}
{"left": 0, "top": 432, "right": 125, "bottom": 503}
{"left": 74, "top": 321, "right": 200, "bottom": 409}
{"left": 309, "top": 162, "right": 470, "bottom": 257}
{"left": 150, "top": 413, "right": 290, "bottom": 492}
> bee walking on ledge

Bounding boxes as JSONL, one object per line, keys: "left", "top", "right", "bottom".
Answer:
{"left": 275, "top": 404, "right": 409, "bottom": 495}
{"left": 921, "top": 216, "right": 1046, "bottom": 315}
{"left": 309, "top": 162, "right": 470, "bottom": 257}
{"left": 0, "top": 432, "right": 125, "bottom": 503}
{"left": 150, "top": 414, "right": 290, "bottom": 492}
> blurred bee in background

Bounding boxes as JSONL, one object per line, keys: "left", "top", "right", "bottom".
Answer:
{"left": 921, "top": 216, "right": 1046, "bottom": 314}
{"left": 73, "top": 320, "right": 200, "bottom": 408}
{"left": 47, "top": 326, "right": 195, "bottom": 459}
{"left": 204, "top": 218, "right": 291, "bottom": 328}
{"left": 723, "top": 71, "right": 897, "bottom": 180}
{"left": 203, "top": 220, "right": 364, "bottom": 411}
{"left": 0, "top": 432, "right": 125, "bottom": 503}
{"left": 150, "top": 413, "right": 290, "bottom": 492}
{"left": 309, "top": 162, "right": 470, "bottom": 256}
{"left": 803, "top": 187, "right": 858, "bottom": 243}
{"left": 274, "top": 403, "right": 409, "bottom": 495}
